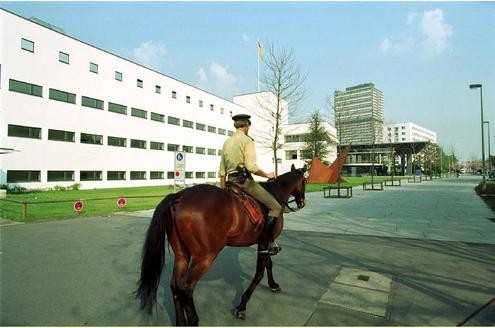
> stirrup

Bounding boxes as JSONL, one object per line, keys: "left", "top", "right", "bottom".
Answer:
{"left": 258, "top": 242, "right": 282, "bottom": 256}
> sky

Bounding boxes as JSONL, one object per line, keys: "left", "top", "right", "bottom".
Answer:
{"left": 2, "top": 1, "right": 494, "bottom": 162}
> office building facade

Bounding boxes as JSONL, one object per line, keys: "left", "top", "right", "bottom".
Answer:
{"left": 384, "top": 122, "right": 437, "bottom": 144}
{"left": 334, "top": 83, "right": 384, "bottom": 145}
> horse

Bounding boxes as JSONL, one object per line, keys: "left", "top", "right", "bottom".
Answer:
{"left": 135, "top": 164, "right": 307, "bottom": 326}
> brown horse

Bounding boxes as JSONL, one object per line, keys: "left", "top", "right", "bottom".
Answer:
{"left": 135, "top": 164, "right": 307, "bottom": 326}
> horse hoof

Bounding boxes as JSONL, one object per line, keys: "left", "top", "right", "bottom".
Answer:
{"left": 271, "top": 287, "right": 282, "bottom": 293}
{"left": 232, "top": 308, "right": 246, "bottom": 320}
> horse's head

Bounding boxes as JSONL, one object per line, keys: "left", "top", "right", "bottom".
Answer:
{"left": 289, "top": 164, "right": 307, "bottom": 209}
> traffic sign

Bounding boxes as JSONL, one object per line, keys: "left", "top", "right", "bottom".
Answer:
{"left": 117, "top": 197, "right": 127, "bottom": 208}
{"left": 73, "top": 200, "right": 84, "bottom": 212}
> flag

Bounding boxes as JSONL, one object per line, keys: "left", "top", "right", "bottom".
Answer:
{"left": 257, "top": 41, "right": 263, "bottom": 58}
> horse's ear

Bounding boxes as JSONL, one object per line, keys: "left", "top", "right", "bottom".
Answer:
{"left": 302, "top": 164, "right": 307, "bottom": 172}
{"left": 291, "top": 164, "right": 296, "bottom": 171}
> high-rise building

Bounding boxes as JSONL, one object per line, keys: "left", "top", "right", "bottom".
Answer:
{"left": 334, "top": 83, "right": 384, "bottom": 145}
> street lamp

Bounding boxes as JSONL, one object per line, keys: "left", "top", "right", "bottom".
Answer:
{"left": 484, "top": 121, "right": 491, "bottom": 170}
{"left": 469, "top": 83, "right": 485, "bottom": 189}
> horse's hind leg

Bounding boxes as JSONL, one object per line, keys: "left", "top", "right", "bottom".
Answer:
{"left": 233, "top": 252, "right": 270, "bottom": 320}
{"left": 170, "top": 250, "right": 190, "bottom": 326}
{"left": 178, "top": 256, "right": 216, "bottom": 326}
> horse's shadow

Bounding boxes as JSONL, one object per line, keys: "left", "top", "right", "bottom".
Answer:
{"left": 160, "top": 246, "right": 250, "bottom": 323}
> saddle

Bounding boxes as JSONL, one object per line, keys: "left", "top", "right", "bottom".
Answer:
{"left": 225, "top": 181, "right": 265, "bottom": 225}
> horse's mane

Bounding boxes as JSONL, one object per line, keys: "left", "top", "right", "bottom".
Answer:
{"left": 260, "top": 169, "right": 303, "bottom": 206}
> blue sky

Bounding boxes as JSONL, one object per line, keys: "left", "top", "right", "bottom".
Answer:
{"left": 2, "top": 1, "right": 494, "bottom": 161}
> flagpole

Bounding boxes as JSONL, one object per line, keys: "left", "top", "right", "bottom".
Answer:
{"left": 257, "top": 40, "right": 260, "bottom": 92}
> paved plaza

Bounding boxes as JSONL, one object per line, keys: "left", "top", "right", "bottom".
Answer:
{"left": 1, "top": 175, "right": 494, "bottom": 326}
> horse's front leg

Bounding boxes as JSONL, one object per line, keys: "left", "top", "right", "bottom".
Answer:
{"left": 233, "top": 251, "right": 269, "bottom": 320}
{"left": 265, "top": 255, "right": 281, "bottom": 293}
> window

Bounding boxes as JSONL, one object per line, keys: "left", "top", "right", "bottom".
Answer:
{"left": 48, "top": 171, "right": 74, "bottom": 182}
{"left": 286, "top": 150, "right": 298, "bottom": 160}
{"left": 208, "top": 172, "right": 216, "bottom": 179}
{"left": 168, "top": 116, "right": 180, "bottom": 126}
{"left": 137, "top": 79, "right": 143, "bottom": 88}
{"left": 89, "top": 62, "right": 98, "bottom": 73}
{"left": 228, "top": 130, "right": 234, "bottom": 136}
{"left": 8, "top": 124, "right": 41, "bottom": 139}
{"left": 218, "top": 128, "right": 226, "bottom": 135}
{"left": 220, "top": 107, "right": 225, "bottom": 114}
{"left": 130, "top": 171, "right": 146, "bottom": 180}
{"left": 7, "top": 170, "right": 40, "bottom": 183}
{"left": 182, "top": 145, "right": 193, "bottom": 153}
{"left": 49, "top": 88, "right": 76, "bottom": 104}
{"left": 130, "top": 139, "right": 147, "bottom": 149}
{"left": 150, "top": 171, "right": 164, "bottom": 180}
{"left": 155, "top": 85, "right": 161, "bottom": 94}
{"left": 8, "top": 79, "right": 42, "bottom": 97}
{"left": 115, "top": 71, "right": 123, "bottom": 81}
{"left": 108, "top": 136, "right": 127, "bottom": 147}
{"left": 195, "top": 172, "right": 205, "bottom": 179}
{"left": 186, "top": 96, "right": 191, "bottom": 104}
{"left": 131, "top": 107, "right": 148, "bottom": 119}
{"left": 167, "top": 144, "right": 179, "bottom": 151}
{"left": 81, "top": 96, "right": 104, "bottom": 110}
{"left": 199, "top": 100, "right": 203, "bottom": 107}
{"left": 172, "top": 91, "right": 177, "bottom": 99}
{"left": 81, "top": 133, "right": 103, "bottom": 145}
{"left": 167, "top": 172, "right": 175, "bottom": 179}
{"left": 207, "top": 126, "right": 216, "bottom": 133}
{"left": 183, "top": 120, "right": 194, "bottom": 128}
{"left": 59, "top": 51, "right": 69, "bottom": 64}
{"left": 80, "top": 171, "right": 102, "bottom": 181}
{"left": 108, "top": 102, "right": 127, "bottom": 115}
{"left": 195, "top": 123, "right": 206, "bottom": 131}
{"left": 150, "top": 141, "right": 164, "bottom": 150}
{"left": 218, "top": 149, "right": 222, "bottom": 156}
{"left": 107, "top": 171, "right": 126, "bottom": 181}
{"left": 151, "top": 112, "right": 165, "bottom": 122}
{"left": 195, "top": 147, "right": 205, "bottom": 155}
{"left": 185, "top": 172, "right": 193, "bottom": 179}
{"left": 210, "top": 104, "right": 214, "bottom": 111}
{"left": 207, "top": 148, "right": 216, "bottom": 156}
{"left": 48, "top": 129, "right": 75, "bottom": 142}
{"left": 21, "top": 38, "right": 34, "bottom": 52}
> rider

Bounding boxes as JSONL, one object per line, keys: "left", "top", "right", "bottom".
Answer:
{"left": 219, "top": 113, "right": 282, "bottom": 256}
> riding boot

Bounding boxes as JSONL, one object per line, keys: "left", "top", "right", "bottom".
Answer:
{"left": 258, "top": 216, "right": 281, "bottom": 256}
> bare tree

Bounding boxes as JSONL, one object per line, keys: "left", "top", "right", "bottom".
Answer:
{"left": 253, "top": 42, "right": 307, "bottom": 175}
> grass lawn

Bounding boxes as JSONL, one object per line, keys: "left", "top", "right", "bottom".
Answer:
{"left": 0, "top": 185, "right": 175, "bottom": 222}
{"left": 1, "top": 176, "right": 410, "bottom": 222}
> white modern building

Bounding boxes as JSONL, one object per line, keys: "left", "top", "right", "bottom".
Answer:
{"left": 1, "top": 9, "right": 244, "bottom": 189}
{"left": 1, "top": 9, "right": 337, "bottom": 189}
{"left": 384, "top": 122, "right": 437, "bottom": 144}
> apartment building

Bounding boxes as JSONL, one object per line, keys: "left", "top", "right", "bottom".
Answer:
{"left": 384, "top": 122, "right": 437, "bottom": 143}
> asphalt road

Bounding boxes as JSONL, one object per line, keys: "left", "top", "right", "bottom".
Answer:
{"left": 1, "top": 175, "right": 494, "bottom": 326}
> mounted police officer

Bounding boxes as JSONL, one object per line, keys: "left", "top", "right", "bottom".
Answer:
{"left": 219, "top": 113, "right": 282, "bottom": 256}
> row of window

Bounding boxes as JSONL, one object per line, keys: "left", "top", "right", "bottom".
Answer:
{"left": 20, "top": 37, "right": 230, "bottom": 114}
{"left": 8, "top": 79, "right": 234, "bottom": 137}
{"left": 6, "top": 170, "right": 219, "bottom": 183}
{"left": 7, "top": 124, "right": 223, "bottom": 155}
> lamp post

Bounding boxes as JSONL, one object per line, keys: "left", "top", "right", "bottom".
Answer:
{"left": 484, "top": 121, "right": 491, "bottom": 170}
{"left": 469, "top": 83, "right": 485, "bottom": 189}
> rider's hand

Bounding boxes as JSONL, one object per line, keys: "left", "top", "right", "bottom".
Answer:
{"left": 266, "top": 172, "right": 276, "bottom": 180}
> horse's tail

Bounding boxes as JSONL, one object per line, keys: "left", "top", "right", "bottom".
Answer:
{"left": 135, "top": 192, "right": 179, "bottom": 314}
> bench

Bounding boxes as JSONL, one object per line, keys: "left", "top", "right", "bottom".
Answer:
{"left": 323, "top": 184, "right": 353, "bottom": 198}
{"left": 362, "top": 182, "right": 384, "bottom": 191}
{"left": 384, "top": 177, "right": 401, "bottom": 187}
{"left": 408, "top": 176, "right": 422, "bottom": 183}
